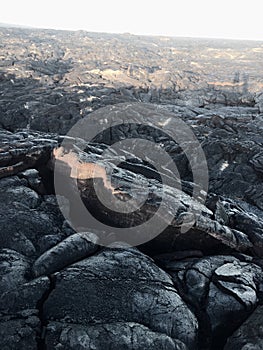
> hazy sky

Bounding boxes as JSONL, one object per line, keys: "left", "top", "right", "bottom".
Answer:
{"left": 1, "top": 0, "right": 263, "bottom": 41}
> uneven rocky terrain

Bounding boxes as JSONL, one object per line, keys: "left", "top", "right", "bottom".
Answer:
{"left": 0, "top": 27, "right": 263, "bottom": 350}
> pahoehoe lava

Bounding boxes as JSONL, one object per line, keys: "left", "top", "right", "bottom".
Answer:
{"left": 0, "top": 26, "right": 263, "bottom": 350}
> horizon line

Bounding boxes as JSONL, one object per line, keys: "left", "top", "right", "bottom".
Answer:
{"left": 1, "top": 22, "right": 263, "bottom": 43}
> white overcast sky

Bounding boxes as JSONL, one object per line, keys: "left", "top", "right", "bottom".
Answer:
{"left": 1, "top": 0, "right": 263, "bottom": 41}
